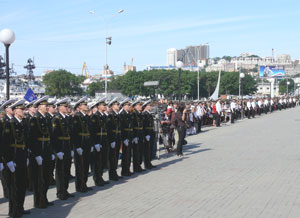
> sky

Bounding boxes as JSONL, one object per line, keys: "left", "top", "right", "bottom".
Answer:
{"left": 0, "top": 0, "right": 300, "bottom": 76}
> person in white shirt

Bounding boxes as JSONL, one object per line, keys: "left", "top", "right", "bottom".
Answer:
{"left": 216, "top": 100, "right": 222, "bottom": 127}
{"left": 230, "top": 100, "right": 236, "bottom": 123}
{"left": 251, "top": 99, "right": 256, "bottom": 118}
{"left": 246, "top": 100, "right": 252, "bottom": 119}
{"left": 196, "top": 102, "right": 203, "bottom": 133}
{"left": 257, "top": 99, "right": 262, "bottom": 116}
{"left": 270, "top": 98, "right": 274, "bottom": 112}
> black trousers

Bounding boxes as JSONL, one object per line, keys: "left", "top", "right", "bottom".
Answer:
{"left": 92, "top": 149, "right": 104, "bottom": 185}
{"left": 1, "top": 169, "right": 8, "bottom": 198}
{"left": 74, "top": 145, "right": 90, "bottom": 192}
{"left": 6, "top": 165, "right": 27, "bottom": 215}
{"left": 132, "top": 140, "right": 142, "bottom": 172}
{"left": 177, "top": 127, "right": 186, "bottom": 155}
{"left": 55, "top": 155, "right": 71, "bottom": 199}
{"left": 144, "top": 140, "right": 152, "bottom": 169}
{"left": 216, "top": 113, "right": 220, "bottom": 127}
{"left": 121, "top": 142, "right": 132, "bottom": 175}
{"left": 27, "top": 153, "right": 34, "bottom": 192}
{"left": 108, "top": 146, "right": 117, "bottom": 179}
{"left": 197, "top": 118, "right": 202, "bottom": 132}
{"left": 32, "top": 155, "right": 52, "bottom": 207}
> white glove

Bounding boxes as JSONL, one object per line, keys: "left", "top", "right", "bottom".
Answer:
{"left": 94, "top": 144, "right": 101, "bottom": 152}
{"left": 91, "top": 146, "right": 94, "bottom": 152}
{"left": 145, "top": 135, "right": 150, "bottom": 141}
{"left": 123, "top": 139, "right": 129, "bottom": 147}
{"left": 52, "top": 154, "right": 55, "bottom": 161}
{"left": 35, "top": 156, "right": 43, "bottom": 166}
{"left": 76, "top": 148, "right": 83, "bottom": 156}
{"left": 27, "top": 159, "right": 29, "bottom": 167}
{"left": 71, "top": 150, "right": 74, "bottom": 158}
{"left": 0, "top": 163, "right": 4, "bottom": 171}
{"left": 133, "top": 137, "right": 138, "bottom": 144}
{"left": 7, "top": 161, "right": 15, "bottom": 173}
{"left": 57, "top": 152, "right": 64, "bottom": 160}
{"left": 111, "top": 142, "right": 116, "bottom": 149}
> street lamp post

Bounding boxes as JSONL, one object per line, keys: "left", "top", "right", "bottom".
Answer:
{"left": 90, "top": 9, "right": 124, "bottom": 97}
{"left": 197, "top": 63, "right": 200, "bottom": 101}
{"left": 239, "top": 72, "right": 245, "bottom": 118}
{"left": 239, "top": 72, "right": 245, "bottom": 98}
{"left": 176, "top": 61, "right": 184, "bottom": 102}
{"left": 0, "top": 29, "right": 15, "bottom": 100}
{"left": 287, "top": 81, "right": 290, "bottom": 96}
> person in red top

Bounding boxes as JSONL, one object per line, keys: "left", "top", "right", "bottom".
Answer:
{"left": 212, "top": 102, "right": 217, "bottom": 126}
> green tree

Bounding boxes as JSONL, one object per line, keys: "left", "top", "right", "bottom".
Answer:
{"left": 240, "top": 74, "right": 257, "bottom": 95}
{"left": 43, "top": 69, "right": 84, "bottom": 97}
{"left": 86, "top": 81, "right": 104, "bottom": 96}
{"left": 279, "top": 78, "right": 294, "bottom": 94}
{"left": 220, "top": 72, "right": 239, "bottom": 95}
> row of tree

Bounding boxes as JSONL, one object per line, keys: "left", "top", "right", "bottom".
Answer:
{"left": 43, "top": 69, "right": 260, "bottom": 98}
{"left": 86, "top": 70, "right": 258, "bottom": 98}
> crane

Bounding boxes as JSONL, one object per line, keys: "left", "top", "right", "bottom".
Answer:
{"left": 82, "top": 62, "right": 90, "bottom": 78}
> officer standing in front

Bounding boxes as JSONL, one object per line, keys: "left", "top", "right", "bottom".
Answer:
{"left": 119, "top": 98, "right": 134, "bottom": 177}
{"left": 29, "top": 96, "right": 54, "bottom": 208}
{"left": 89, "top": 97, "right": 110, "bottom": 186}
{"left": 0, "top": 99, "right": 16, "bottom": 199}
{"left": 51, "top": 98, "right": 75, "bottom": 200}
{"left": 142, "top": 99, "right": 156, "bottom": 169}
{"left": 72, "top": 97, "right": 93, "bottom": 192}
{"left": 107, "top": 97, "right": 123, "bottom": 181}
{"left": 46, "top": 99, "right": 57, "bottom": 186}
{"left": 132, "top": 99, "right": 145, "bottom": 172}
{"left": 24, "top": 100, "right": 37, "bottom": 192}
{"left": 2, "top": 99, "right": 31, "bottom": 217}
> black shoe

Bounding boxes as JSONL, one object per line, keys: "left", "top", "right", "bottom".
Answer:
{"left": 67, "top": 192, "right": 75, "bottom": 198}
{"left": 95, "top": 182, "right": 105, "bottom": 186}
{"left": 21, "top": 209, "right": 31, "bottom": 215}
{"left": 109, "top": 177, "right": 118, "bottom": 181}
{"left": 151, "top": 165, "right": 156, "bottom": 168}
{"left": 87, "top": 187, "right": 93, "bottom": 191}
{"left": 76, "top": 188, "right": 88, "bottom": 193}
{"left": 34, "top": 204, "right": 47, "bottom": 209}
{"left": 117, "top": 175, "right": 123, "bottom": 179}
{"left": 69, "top": 175, "right": 75, "bottom": 180}
{"left": 47, "top": 202, "right": 54, "bottom": 206}
{"left": 8, "top": 212, "right": 21, "bottom": 218}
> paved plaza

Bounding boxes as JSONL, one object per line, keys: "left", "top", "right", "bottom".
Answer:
{"left": 1, "top": 107, "right": 300, "bottom": 218}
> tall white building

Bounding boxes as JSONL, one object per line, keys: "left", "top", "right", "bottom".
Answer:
{"left": 166, "top": 48, "right": 177, "bottom": 66}
{"left": 166, "top": 44, "right": 210, "bottom": 66}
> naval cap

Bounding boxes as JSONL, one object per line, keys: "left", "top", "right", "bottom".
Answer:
{"left": 108, "top": 97, "right": 119, "bottom": 107}
{"left": 55, "top": 97, "right": 70, "bottom": 107}
{"left": 10, "top": 99, "right": 26, "bottom": 110}
{"left": 73, "top": 96, "right": 88, "bottom": 109}
{"left": 34, "top": 96, "right": 49, "bottom": 107}
{"left": 142, "top": 99, "right": 152, "bottom": 109}
{"left": 25, "top": 99, "right": 37, "bottom": 108}
{"left": 0, "top": 99, "right": 17, "bottom": 110}
{"left": 120, "top": 97, "right": 131, "bottom": 107}
{"left": 92, "top": 97, "right": 107, "bottom": 108}
{"left": 132, "top": 99, "right": 143, "bottom": 107}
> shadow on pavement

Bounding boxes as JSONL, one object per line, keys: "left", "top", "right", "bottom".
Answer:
{"left": 1, "top": 139, "right": 209, "bottom": 217}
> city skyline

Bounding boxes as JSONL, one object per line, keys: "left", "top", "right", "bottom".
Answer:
{"left": 0, "top": 0, "right": 300, "bottom": 76}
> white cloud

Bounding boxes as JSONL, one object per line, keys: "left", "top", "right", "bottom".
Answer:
{"left": 17, "top": 15, "right": 263, "bottom": 43}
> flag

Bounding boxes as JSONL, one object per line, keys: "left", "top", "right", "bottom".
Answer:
{"left": 24, "top": 88, "right": 37, "bottom": 102}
